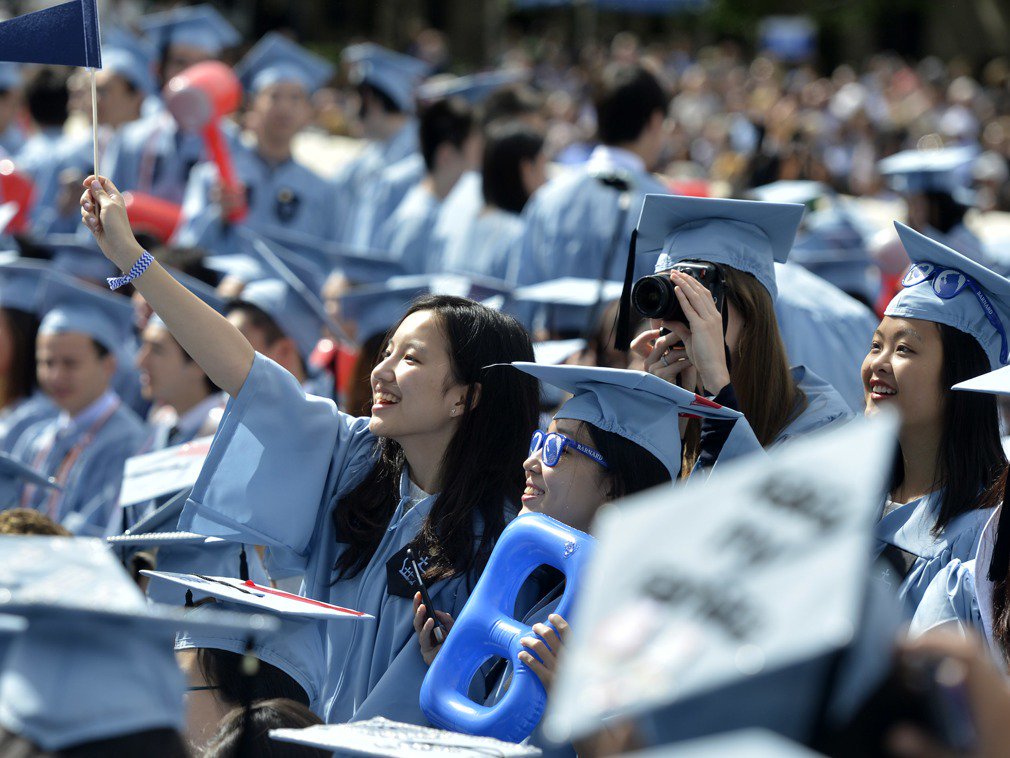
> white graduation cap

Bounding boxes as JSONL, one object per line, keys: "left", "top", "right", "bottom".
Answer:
{"left": 952, "top": 363, "right": 1010, "bottom": 395}
{"left": 543, "top": 412, "right": 900, "bottom": 744}
{"left": 269, "top": 717, "right": 542, "bottom": 757}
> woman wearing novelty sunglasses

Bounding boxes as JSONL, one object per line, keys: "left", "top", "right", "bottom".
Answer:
{"left": 412, "top": 363, "right": 749, "bottom": 732}
{"left": 866, "top": 222, "right": 1009, "bottom": 619}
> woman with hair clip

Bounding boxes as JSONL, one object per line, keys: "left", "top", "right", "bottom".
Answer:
{"left": 865, "top": 223, "right": 1010, "bottom": 620}
{"left": 624, "top": 195, "right": 853, "bottom": 471}
{"left": 403, "top": 363, "right": 753, "bottom": 738}
{"left": 79, "top": 175, "right": 541, "bottom": 724}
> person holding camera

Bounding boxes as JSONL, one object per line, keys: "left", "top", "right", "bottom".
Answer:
{"left": 623, "top": 194, "right": 853, "bottom": 467}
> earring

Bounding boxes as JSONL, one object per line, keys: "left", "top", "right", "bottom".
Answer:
{"left": 451, "top": 408, "right": 457, "bottom": 416}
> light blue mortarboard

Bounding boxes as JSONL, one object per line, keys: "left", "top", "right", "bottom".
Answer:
{"left": 0, "top": 260, "right": 49, "bottom": 314}
{"left": 639, "top": 195, "right": 805, "bottom": 299}
{"left": 338, "top": 274, "right": 512, "bottom": 344}
{"left": 148, "top": 268, "right": 225, "bottom": 330}
{"left": 256, "top": 223, "right": 404, "bottom": 285}
{"left": 878, "top": 145, "right": 980, "bottom": 207}
{"left": 0, "top": 62, "right": 22, "bottom": 92}
{"left": 0, "top": 536, "right": 278, "bottom": 752}
{"left": 509, "top": 363, "right": 749, "bottom": 479}
{"left": 101, "top": 28, "right": 157, "bottom": 95}
{"left": 37, "top": 270, "right": 133, "bottom": 353}
{"left": 0, "top": 452, "right": 59, "bottom": 508}
{"left": 236, "top": 229, "right": 350, "bottom": 354}
{"left": 40, "top": 235, "right": 118, "bottom": 283}
{"left": 886, "top": 221, "right": 1010, "bottom": 370}
{"left": 138, "top": 4, "right": 240, "bottom": 58}
{"left": 236, "top": 32, "right": 335, "bottom": 95}
{"left": 343, "top": 43, "right": 429, "bottom": 113}
{"left": 790, "top": 208, "right": 880, "bottom": 305}
{"left": 746, "top": 180, "right": 828, "bottom": 208}
{"left": 416, "top": 70, "right": 527, "bottom": 106}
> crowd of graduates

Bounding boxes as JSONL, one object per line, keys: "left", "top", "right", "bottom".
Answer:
{"left": 6, "top": 2, "right": 1010, "bottom": 756}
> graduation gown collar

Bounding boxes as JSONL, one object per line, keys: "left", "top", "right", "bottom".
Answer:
{"left": 386, "top": 467, "right": 437, "bottom": 532}
{"left": 876, "top": 491, "right": 991, "bottom": 559}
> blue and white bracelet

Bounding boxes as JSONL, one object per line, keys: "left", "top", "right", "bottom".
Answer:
{"left": 107, "top": 251, "right": 154, "bottom": 290}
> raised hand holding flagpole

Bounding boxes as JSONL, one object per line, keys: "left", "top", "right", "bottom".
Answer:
{"left": 0, "top": 0, "right": 103, "bottom": 172}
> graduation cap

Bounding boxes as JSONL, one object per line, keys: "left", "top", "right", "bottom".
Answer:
{"left": 416, "top": 69, "right": 528, "bottom": 106}
{"left": 0, "top": 259, "right": 50, "bottom": 315}
{"left": 0, "top": 535, "right": 278, "bottom": 752}
{"left": 138, "top": 4, "right": 240, "bottom": 57}
{"left": 543, "top": 413, "right": 901, "bottom": 745}
{"left": 342, "top": 43, "right": 429, "bottom": 113}
{"left": 746, "top": 180, "right": 829, "bottom": 208}
{"left": 37, "top": 268, "right": 134, "bottom": 354}
{"left": 235, "top": 229, "right": 349, "bottom": 356}
{"left": 790, "top": 208, "right": 879, "bottom": 305}
{"left": 256, "top": 224, "right": 404, "bottom": 286}
{"left": 532, "top": 339, "right": 587, "bottom": 366}
{"left": 510, "top": 363, "right": 754, "bottom": 480}
{"left": 36, "top": 234, "right": 118, "bottom": 282}
{"left": 236, "top": 32, "right": 335, "bottom": 95}
{"left": 146, "top": 570, "right": 368, "bottom": 709}
{"left": 101, "top": 27, "right": 157, "bottom": 95}
{"left": 878, "top": 145, "right": 979, "bottom": 207}
{"left": 636, "top": 195, "right": 806, "bottom": 300}
{"left": 147, "top": 267, "right": 226, "bottom": 330}
{"left": 886, "top": 221, "right": 1010, "bottom": 370}
{"left": 338, "top": 274, "right": 512, "bottom": 344}
{"left": 508, "top": 277, "right": 624, "bottom": 337}
{"left": 0, "top": 452, "right": 60, "bottom": 508}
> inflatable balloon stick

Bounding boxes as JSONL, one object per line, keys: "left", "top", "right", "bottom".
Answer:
{"left": 420, "top": 513, "right": 595, "bottom": 743}
{"left": 165, "top": 61, "right": 247, "bottom": 223}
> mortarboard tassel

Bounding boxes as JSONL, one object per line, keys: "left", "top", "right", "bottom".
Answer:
{"left": 239, "top": 545, "right": 249, "bottom": 582}
{"left": 614, "top": 229, "right": 638, "bottom": 352}
{"left": 185, "top": 589, "right": 194, "bottom": 608}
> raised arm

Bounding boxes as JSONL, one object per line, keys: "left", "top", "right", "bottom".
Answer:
{"left": 80, "top": 175, "right": 254, "bottom": 397}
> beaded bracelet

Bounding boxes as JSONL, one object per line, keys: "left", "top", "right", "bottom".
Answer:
{"left": 107, "top": 250, "right": 154, "bottom": 290}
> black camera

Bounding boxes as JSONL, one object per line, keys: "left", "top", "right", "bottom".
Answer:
{"left": 631, "top": 260, "right": 726, "bottom": 321}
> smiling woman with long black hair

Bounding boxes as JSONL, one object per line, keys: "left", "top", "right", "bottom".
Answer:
{"left": 866, "top": 222, "right": 1010, "bottom": 620}
{"left": 79, "top": 175, "right": 540, "bottom": 724}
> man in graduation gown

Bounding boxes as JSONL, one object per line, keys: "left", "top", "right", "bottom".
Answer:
{"left": 333, "top": 44, "right": 430, "bottom": 247}
{"left": 11, "top": 275, "right": 146, "bottom": 536}
{"left": 171, "top": 33, "right": 338, "bottom": 256}
{"left": 512, "top": 63, "right": 672, "bottom": 333}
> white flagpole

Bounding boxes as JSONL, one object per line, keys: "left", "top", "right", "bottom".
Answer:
{"left": 90, "top": 67, "right": 98, "bottom": 176}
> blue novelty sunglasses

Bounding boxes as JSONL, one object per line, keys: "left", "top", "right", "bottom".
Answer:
{"left": 529, "top": 430, "right": 608, "bottom": 469}
{"left": 901, "top": 262, "right": 1009, "bottom": 365}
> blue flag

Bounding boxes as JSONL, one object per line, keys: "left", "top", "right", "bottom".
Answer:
{"left": 0, "top": 0, "right": 101, "bottom": 69}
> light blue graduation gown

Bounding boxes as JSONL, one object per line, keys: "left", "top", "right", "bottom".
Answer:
{"left": 179, "top": 354, "right": 493, "bottom": 723}
{"left": 0, "top": 123, "right": 26, "bottom": 157}
{"left": 173, "top": 143, "right": 338, "bottom": 255}
{"left": 775, "top": 366, "right": 854, "bottom": 445}
{"left": 432, "top": 207, "right": 525, "bottom": 282}
{"left": 515, "top": 164, "right": 670, "bottom": 285}
{"left": 874, "top": 491, "right": 993, "bottom": 619}
{"left": 372, "top": 183, "right": 441, "bottom": 275}
{"left": 513, "top": 162, "right": 670, "bottom": 332}
{"left": 103, "top": 111, "right": 214, "bottom": 205}
{"left": 333, "top": 121, "right": 419, "bottom": 245}
{"left": 12, "top": 392, "right": 146, "bottom": 535}
{"left": 908, "top": 558, "right": 982, "bottom": 638}
{"left": 347, "top": 152, "right": 425, "bottom": 250}
{"left": 430, "top": 171, "right": 483, "bottom": 256}
{"left": 15, "top": 128, "right": 91, "bottom": 233}
{"left": 774, "top": 262, "right": 877, "bottom": 414}
{"left": 0, "top": 393, "right": 57, "bottom": 455}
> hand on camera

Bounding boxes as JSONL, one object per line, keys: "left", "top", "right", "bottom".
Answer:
{"left": 662, "top": 270, "right": 731, "bottom": 395}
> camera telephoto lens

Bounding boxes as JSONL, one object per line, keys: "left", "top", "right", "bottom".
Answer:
{"left": 631, "top": 274, "right": 684, "bottom": 321}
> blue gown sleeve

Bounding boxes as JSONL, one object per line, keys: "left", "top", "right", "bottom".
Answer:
{"left": 908, "top": 559, "right": 981, "bottom": 637}
{"left": 179, "top": 354, "right": 377, "bottom": 571}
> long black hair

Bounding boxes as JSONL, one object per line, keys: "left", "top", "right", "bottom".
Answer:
{"left": 333, "top": 295, "right": 539, "bottom": 583}
{"left": 891, "top": 323, "right": 1007, "bottom": 533}
{"left": 583, "top": 422, "right": 671, "bottom": 500}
